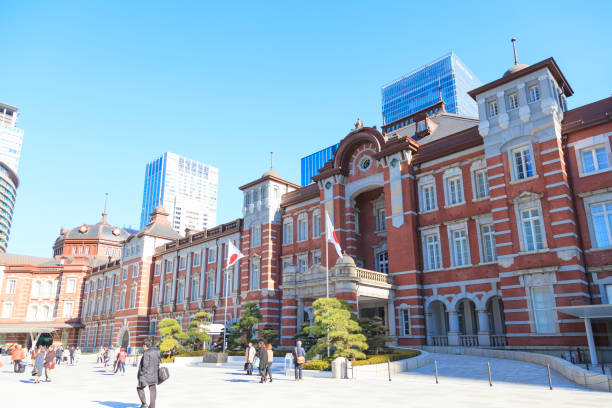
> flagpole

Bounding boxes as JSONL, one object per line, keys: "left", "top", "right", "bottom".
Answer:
{"left": 325, "top": 214, "right": 330, "bottom": 358}
{"left": 223, "top": 265, "right": 229, "bottom": 353}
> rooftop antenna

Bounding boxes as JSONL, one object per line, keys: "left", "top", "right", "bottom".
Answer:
{"left": 101, "top": 193, "right": 108, "bottom": 224}
{"left": 270, "top": 152, "right": 274, "bottom": 170}
{"left": 511, "top": 38, "right": 518, "bottom": 65}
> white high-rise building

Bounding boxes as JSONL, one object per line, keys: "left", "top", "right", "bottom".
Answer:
{"left": 0, "top": 103, "right": 24, "bottom": 174}
{"left": 139, "top": 152, "right": 218, "bottom": 234}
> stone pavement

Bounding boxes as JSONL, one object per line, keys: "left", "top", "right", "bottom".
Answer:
{"left": 0, "top": 353, "right": 610, "bottom": 408}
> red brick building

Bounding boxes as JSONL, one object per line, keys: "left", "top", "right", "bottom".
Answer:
{"left": 2, "top": 57, "right": 611, "bottom": 362}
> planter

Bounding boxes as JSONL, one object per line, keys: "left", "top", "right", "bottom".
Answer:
{"left": 202, "top": 352, "right": 228, "bottom": 364}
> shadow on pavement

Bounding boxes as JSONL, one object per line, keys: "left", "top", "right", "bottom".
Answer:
{"left": 92, "top": 401, "right": 140, "bottom": 408}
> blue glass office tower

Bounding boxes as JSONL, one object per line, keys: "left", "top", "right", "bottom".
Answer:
{"left": 140, "top": 152, "right": 218, "bottom": 232}
{"left": 300, "top": 143, "right": 340, "bottom": 186}
{"left": 381, "top": 53, "right": 481, "bottom": 125}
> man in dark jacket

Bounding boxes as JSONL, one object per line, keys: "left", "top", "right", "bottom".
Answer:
{"left": 292, "top": 340, "right": 306, "bottom": 381}
{"left": 257, "top": 342, "right": 268, "bottom": 383}
{"left": 69, "top": 346, "right": 75, "bottom": 365}
{"left": 44, "top": 345, "right": 56, "bottom": 382}
{"left": 137, "top": 338, "right": 161, "bottom": 408}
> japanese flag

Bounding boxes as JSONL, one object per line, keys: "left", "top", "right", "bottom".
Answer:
{"left": 325, "top": 211, "right": 343, "bottom": 258}
{"left": 226, "top": 240, "right": 245, "bottom": 268}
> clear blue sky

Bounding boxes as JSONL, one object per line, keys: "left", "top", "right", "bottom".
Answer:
{"left": 1, "top": 1, "right": 611, "bottom": 257}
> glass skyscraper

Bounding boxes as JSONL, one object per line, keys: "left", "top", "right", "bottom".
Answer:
{"left": 300, "top": 143, "right": 339, "bottom": 186}
{"left": 0, "top": 103, "right": 24, "bottom": 174}
{"left": 139, "top": 152, "right": 218, "bottom": 233}
{"left": 381, "top": 53, "right": 481, "bottom": 125}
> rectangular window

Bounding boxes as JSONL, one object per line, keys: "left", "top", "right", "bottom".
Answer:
{"left": 250, "top": 262, "right": 260, "bottom": 291}
{"left": 528, "top": 85, "right": 540, "bottom": 103}
{"left": 132, "top": 264, "right": 139, "bottom": 278}
{"left": 129, "top": 288, "right": 136, "bottom": 308}
{"left": 178, "top": 257, "right": 185, "bottom": 270}
{"left": 446, "top": 176, "right": 463, "bottom": 205}
{"left": 297, "top": 256, "right": 308, "bottom": 273}
{"left": 606, "top": 285, "right": 612, "bottom": 305}
{"left": 313, "top": 211, "right": 321, "bottom": 237}
{"left": 63, "top": 301, "right": 74, "bottom": 318}
{"left": 112, "top": 295, "right": 117, "bottom": 312}
{"left": 66, "top": 278, "right": 77, "bottom": 294}
{"left": 283, "top": 221, "right": 293, "bottom": 244}
{"left": 508, "top": 93, "right": 519, "bottom": 110}
{"left": 481, "top": 224, "right": 497, "bottom": 262}
{"left": 375, "top": 251, "right": 389, "bottom": 274}
{"left": 401, "top": 309, "right": 410, "bottom": 336}
{"left": 417, "top": 120, "right": 426, "bottom": 132}
{"left": 452, "top": 228, "right": 470, "bottom": 266}
{"left": 421, "top": 184, "right": 436, "bottom": 211}
{"left": 177, "top": 281, "right": 184, "bottom": 303}
{"left": 1, "top": 302, "right": 12, "bottom": 318}
{"left": 149, "top": 321, "right": 157, "bottom": 335}
{"left": 164, "top": 284, "right": 171, "bottom": 305}
{"left": 513, "top": 146, "right": 534, "bottom": 180}
{"left": 424, "top": 233, "right": 441, "bottom": 270}
{"left": 122, "top": 268, "right": 128, "bottom": 280}
{"left": 313, "top": 251, "right": 322, "bottom": 265}
{"left": 252, "top": 225, "right": 261, "bottom": 247}
{"left": 193, "top": 253, "right": 201, "bottom": 267}
{"left": 521, "top": 208, "right": 545, "bottom": 251}
{"left": 376, "top": 208, "right": 386, "bottom": 231}
{"left": 191, "top": 279, "right": 198, "bottom": 301}
{"left": 208, "top": 248, "right": 217, "bottom": 263}
{"left": 581, "top": 146, "right": 610, "bottom": 174}
{"left": 531, "top": 286, "right": 556, "bottom": 333}
{"left": 6, "top": 279, "right": 16, "bottom": 294}
{"left": 206, "top": 275, "right": 215, "bottom": 299}
{"left": 474, "top": 169, "right": 489, "bottom": 199}
{"left": 154, "top": 262, "right": 161, "bottom": 276}
{"left": 297, "top": 216, "right": 308, "bottom": 241}
{"left": 152, "top": 287, "right": 159, "bottom": 307}
{"left": 592, "top": 202, "right": 612, "bottom": 248}
{"left": 488, "top": 100, "right": 498, "bottom": 117}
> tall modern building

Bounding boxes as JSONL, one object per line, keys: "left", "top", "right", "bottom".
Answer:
{"left": 139, "top": 152, "right": 218, "bottom": 233}
{"left": 300, "top": 143, "right": 339, "bottom": 186}
{"left": 0, "top": 103, "right": 24, "bottom": 174}
{"left": 381, "top": 53, "right": 481, "bottom": 126}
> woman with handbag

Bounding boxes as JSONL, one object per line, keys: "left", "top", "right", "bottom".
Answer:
{"left": 137, "top": 338, "right": 161, "bottom": 408}
{"left": 43, "top": 345, "right": 55, "bottom": 382}
{"left": 292, "top": 340, "right": 306, "bottom": 381}
{"left": 33, "top": 347, "right": 45, "bottom": 384}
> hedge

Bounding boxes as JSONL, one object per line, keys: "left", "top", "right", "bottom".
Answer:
{"left": 304, "top": 349, "right": 420, "bottom": 370}
{"left": 303, "top": 360, "right": 331, "bottom": 371}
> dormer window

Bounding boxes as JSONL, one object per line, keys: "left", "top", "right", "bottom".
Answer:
{"left": 508, "top": 93, "right": 519, "bottom": 110}
{"left": 417, "top": 120, "right": 426, "bottom": 132}
{"left": 528, "top": 85, "right": 540, "bottom": 103}
{"left": 488, "top": 100, "right": 498, "bottom": 117}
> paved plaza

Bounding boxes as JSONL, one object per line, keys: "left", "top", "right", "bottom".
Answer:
{"left": 0, "top": 353, "right": 609, "bottom": 407}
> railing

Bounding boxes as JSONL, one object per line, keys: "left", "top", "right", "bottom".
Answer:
{"left": 432, "top": 336, "right": 448, "bottom": 346}
{"left": 356, "top": 268, "right": 393, "bottom": 284}
{"left": 460, "top": 335, "right": 479, "bottom": 347}
{"left": 490, "top": 334, "right": 508, "bottom": 347}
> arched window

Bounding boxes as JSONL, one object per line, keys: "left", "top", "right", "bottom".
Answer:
{"left": 27, "top": 305, "right": 38, "bottom": 321}
{"left": 40, "top": 304, "right": 50, "bottom": 321}
{"left": 32, "top": 281, "right": 41, "bottom": 298}
{"left": 43, "top": 281, "right": 53, "bottom": 298}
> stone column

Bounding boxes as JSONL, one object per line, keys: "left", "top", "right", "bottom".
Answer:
{"left": 170, "top": 257, "right": 177, "bottom": 312}
{"left": 477, "top": 309, "right": 491, "bottom": 347}
{"left": 387, "top": 298, "right": 396, "bottom": 338}
{"left": 585, "top": 318, "right": 598, "bottom": 365}
{"left": 447, "top": 311, "right": 460, "bottom": 346}
{"left": 425, "top": 311, "right": 433, "bottom": 345}
{"left": 185, "top": 253, "right": 191, "bottom": 304}
{"left": 297, "top": 299, "right": 304, "bottom": 327}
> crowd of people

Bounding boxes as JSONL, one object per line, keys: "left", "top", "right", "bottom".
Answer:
{"left": 6, "top": 343, "right": 82, "bottom": 383}
{"left": 94, "top": 346, "right": 130, "bottom": 375}
{"left": 244, "top": 340, "right": 306, "bottom": 383}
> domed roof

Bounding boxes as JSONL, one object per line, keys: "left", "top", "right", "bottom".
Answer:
{"left": 503, "top": 63, "right": 530, "bottom": 78}
{"left": 262, "top": 169, "right": 280, "bottom": 178}
{"left": 335, "top": 253, "right": 355, "bottom": 266}
{"left": 55, "top": 223, "right": 130, "bottom": 244}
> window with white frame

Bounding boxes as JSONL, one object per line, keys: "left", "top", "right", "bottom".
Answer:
{"left": 31, "top": 281, "right": 41, "bottom": 298}
{"left": 179, "top": 256, "right": 186, "bottom": 270}
{"left": 112, "top": 295, "right": 118, "bottom": 312}
{"left": 446, "top": 176, "right": 463, "bottom": 205}
{"left": 581, "top": 146, "right": 610, "bottom": 175}
{"left": 252, "top": 224, "right": 261, "bottom": 247}
{"left": 450, "top": 226, "right": 470, "bottom": 267}
{"left": 420, "top": 182, "right": 436, "bottom": 211}
{"left": 191, "top": 278, "right": 198, "bottom": 301}
{"left": 154, "top": 262, "right": 161, "bottom": 276}
{"left": 480, "top": 224, "right": 497, "bottom": 262}
{"left": 512, "top": 145, "right": 534, "bottom": 180}
{"left": 6, "top": 279, "right": 16, "bottom": 294}
{"left": 177, "top": 280, "right": 184, "bottom": 303}
{"left": 130, "top": 287, "right": 136, "bottom": 308}
{"left": 224, "top": 243, "right": 228, "bottom": 259}
{"left": 43, "top": 281, "right": 53, "bottom": 298}
{"left": 297, "top": 255, "right": 308, "bottom": 273}
{"left": 521, "top": 208, "right": 545, "bottom": 251}
{"left": 63, "top": 301, "right": 74, "bottom": 318}
{"left": 283, "top": 219, "right": 293, "bottom": 244}
{"left": 223, "top": 270, "right": 232, "bottom": 297}
{"left": 132, "top": 263, "right": 139, "bottom": 278}
{"left": 417, "top": 120, "right": 426, "bottom": 132}
{"left": 312, "top": 250, "right": 321, "bottom": 265}
{"left": 152, "top": 286, "right": 159, "bottom": 307}
{"left": 208, "top": 248, "right": 216, "bottom": 263}
{"left": 313, "top": 210, "right": 321, "bottom": 238}
{"left": 606, "top": 285, "right": 612, "bottom": 305}
{"left": 66, "top": 278, "right": 76, "bottom": 294}
{"left": 508, "top": 92, "right": 519, "bottom": 110}
{"left": 297, "top": 214, "right": 308, "bottom": 241}
{"left": 206, "top": 274, "right": 215, "bottom": 299}
{"left": 103, "top": 295, "right": 110, "bottom": 314}
{"left": 488, "top": 100, "right": 498, "bottom": 117}
{"left": 591, "top": 202, "right": 612, "bottom": 248}
{"left": 375, "top": 251, "right": 389, "bottom": 274}
{"left": 122, "top": 268, "right": 128, "bottom": 280}
{"left": 375, "top": 207, "right": 386, "bottom": 231}
{"left": 40, "top": 305, "right": 50, "bottom": 320}
{"left": 474, "top": 169, "right": 489, "bottom": 199}
{"left": 250, "top": 260, "right": 260, "bottom": 290}
{"left": 423, "top": 232, "right": 442, "bottom": 270}
{"left": 528, "top": 85, "right": 540, "bottom": 103}
{"left": 164, "top": 284, "right": 171, "bottom": 305}
{"left": 1, "top": 301, "right": 12, "bottom": 318}
{"left": 193, "top": 253, "right": 201, "bottom": 267}
{"left": 401, "top": 308, "right": 411, "bottom": 336}
{"left": 149, "top": 321, "right": 157, "bottom": 335}
{"left": 27, "top": 305, "right": 37, "bottom": 321}
{"left": 530, "top": 286, "right": 556, "bottom": 333}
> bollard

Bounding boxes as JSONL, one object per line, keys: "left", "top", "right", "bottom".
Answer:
{"left": 434, "top": 360, "right": 438, "bottom": 384}
{"left": 487, "top": 362, "right": 492, "bottom": 387}
{"left": 602, "top": 362, "right": 605, "bottom": 375}
{"left": 387, "top": 360, "right": 391, "bottom": 382}
{"left": 547, "top": 364, "right": 553, "bottom": 390}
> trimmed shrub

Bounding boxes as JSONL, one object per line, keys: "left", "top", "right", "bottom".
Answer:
{"left": 303, "top": 359, "right": 331, "bottom": 371}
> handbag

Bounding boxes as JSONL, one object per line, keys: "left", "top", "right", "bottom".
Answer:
{"left": 49, "top": 362, "right": 55, "bottom": 370}
{"left": 295, "top": 347, "right": 305, "bottom": 365}
{"left": 158, "top": 366, "right": 170, "bottom": 384}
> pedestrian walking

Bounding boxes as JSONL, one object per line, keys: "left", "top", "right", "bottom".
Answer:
{"left": 10, "top": 344, "right": 25, "bottom": 373}
{"left": 137, "top": 338, "right": 161, "bottom": 408}
{"left": 75, "top": 346, "right": 81, "bottom": 365}
{"left": 292, "top": 340, "right": 306, "bottom": 381}
{"left": 257, "top": 342, "right": 268, "bottom": 383}
{"left": 33, "top": 347, "right": 45, "bottom": 384}
{"left": 115, "top": 348, "right": 127, "bottom": 375}
{"left": 244, "top": 342, "right": 256, "bottom": 375}
{"left": 55, "top": 346, "right": 63, "bottom": 366}
{"left": 69, "top": 346, "right": 75, "bottom": 365}
{"left": 44, "top": 345, "right": 56, "bottom": 382}
{"left": 96, "top": 346, "right": 104, "bottom": 366}
{"left": 265, "top": 343, "right": 274, "bottom": 383}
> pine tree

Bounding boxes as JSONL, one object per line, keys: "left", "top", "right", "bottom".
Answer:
{"left": 185, "top": 311, "right": 212, "bottom": 351}
{"left": 304, "top": 298, "right": 368, "bottom": 359}
{"left": 257, "top": 324, "right": 278, "bottom": 346}
{"left": 230, "top": 301, "right": 262, "bottom": 347}
{"left": 359, "top": 316, "right": 393, "bottom": 355}
{"left": 158, "top": 318, "right": 188, "bottom": 357}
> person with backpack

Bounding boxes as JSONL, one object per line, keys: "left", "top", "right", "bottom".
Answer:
{"left": 137, "top": 338, "right": 161, "bottom": 408}
{"left": 244, "top": 342, "right": 256, "bottom": 375}
{"left": 292, "top": 340, "right": 306, "bottom": 381}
